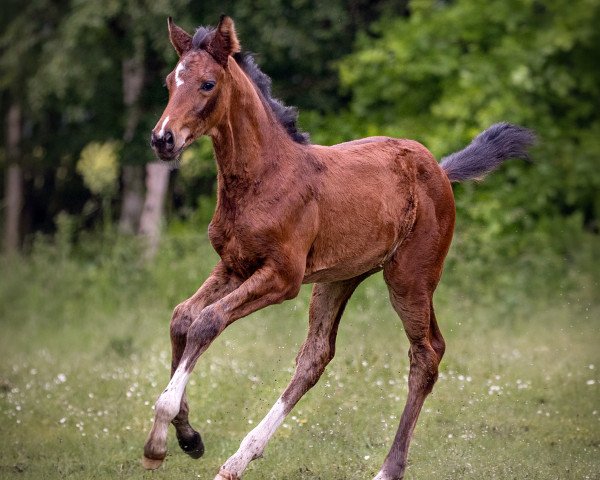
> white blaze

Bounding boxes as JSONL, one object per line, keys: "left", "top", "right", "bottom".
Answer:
{"left": 175, "top": 62, "right": 186, "bottom": 87}
{"left": 158, "top": 116, "right": 169, "bottom": 137}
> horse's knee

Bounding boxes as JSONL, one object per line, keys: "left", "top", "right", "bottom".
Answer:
{"left": 170, "top": 302, "right": 194, "bottom": 341}
{"left": 186, "top": 305, "right": 223, "bottom": 346}
{"left": 409, "top": 343, "right": 440, "bottom": 394}
{"left": 432, "top": 335, "right": 445, "bottom": 362}
{"left": 429, "top": 308, "right": 446, "bottom": 362}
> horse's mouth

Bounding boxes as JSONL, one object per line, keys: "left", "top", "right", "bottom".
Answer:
{"left": 157, "top": 149, "right": 183, "bottom": 162}
{"left": 157, "top": 135, "right": 196, "bottom": 162}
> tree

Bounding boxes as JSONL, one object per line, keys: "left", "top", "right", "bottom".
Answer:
{"left": 119, "top": 36, "right": 147, "bottom": 234}
{"left": 24, "top": 0, "right": 191, "bottom": 253}
{"left": 3, "top": 103, "right": 22, "bottom": 253}
{"left": 2, "top": 0, "right": 414, "bottom": 249}
{"left": 183, "top": 0, "right": 409, "bottom": 111}
{"left": 0, "top": 0, "right": 69, "bottom": 252}
{"left": 337, "top": 0, "right": 600, "bottom": 251}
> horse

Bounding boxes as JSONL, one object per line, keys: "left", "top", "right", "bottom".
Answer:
{"left": 142, "top": 15, "right": 535, "bottom": 480}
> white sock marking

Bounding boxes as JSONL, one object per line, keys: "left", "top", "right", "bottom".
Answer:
{"left": 221, "top": 398, "right": 288, "bottom": 476}
{"left": 155, "top": 363, "right": 189, "bottom": 422}
{"left": 175, "top": 62, "right": 186, "bottom": 87}
{"left": 146, "top": 363, "right": 190, "bottom": 458}
{"left": 373, "top": 470, "right": 391, "bottom": 480}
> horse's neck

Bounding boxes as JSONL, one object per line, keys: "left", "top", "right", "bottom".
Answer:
{"left": 210, "top": 60, "right": 296, "bottom": 186}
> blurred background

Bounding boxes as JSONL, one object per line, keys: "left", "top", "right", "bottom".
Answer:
{"left": 1, "top": 0, "right": 598, "bottom": 262}
{"left": 0, "top": 1, "right": 598, "bottom": 479}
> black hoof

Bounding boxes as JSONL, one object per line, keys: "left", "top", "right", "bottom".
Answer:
{"left": 177, "top": 430, "right": 204, "bottom": 459}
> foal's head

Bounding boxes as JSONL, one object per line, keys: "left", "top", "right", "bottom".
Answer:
{"left": 150, "top": 16, "right": 241, "bottom": 161}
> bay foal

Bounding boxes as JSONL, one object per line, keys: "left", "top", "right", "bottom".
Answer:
{"left": 143, "top": 16, "right": 535, "bottom": 480}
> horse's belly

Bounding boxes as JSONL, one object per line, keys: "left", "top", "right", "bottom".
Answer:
{"left": 302, "top": 261, "right": 383, "bottom": 283}
{"left": 302, "top": 188, "right": 417, "bottom": 283}
{"left": 302, "top": 228, "right": 397, "bottom": 283}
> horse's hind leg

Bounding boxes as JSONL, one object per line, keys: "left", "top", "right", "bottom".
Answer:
{"left": 375, "top": 219, "right": 452, "bottom": 479}
{"left": 215, "top": 274, "right": 368, "bottom": 480}
{"left": 374, "top": 296, "right": 445, "bottom": 480}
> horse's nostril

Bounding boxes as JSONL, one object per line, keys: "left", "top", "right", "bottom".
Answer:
{"left": 164, "top": 131, "right": 174, "bottom": 151}
{"left": 150, "top": 130, "right": 174, "bottom": 154}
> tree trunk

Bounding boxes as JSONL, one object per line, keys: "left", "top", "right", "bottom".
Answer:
{"left": 118, "top": 164, "right": 144, "bottom": 234}
{"left": 3, "top": 103, "right": 23, "bottom": 253}
{"left": 118, "top": 50, "right": 146, "bottom": 234}
{"left": 138, "top": 162, "right": 170, "bottom": 258}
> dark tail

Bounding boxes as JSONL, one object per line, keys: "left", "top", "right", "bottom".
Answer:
{"left": 440, "top": 123, "right": 536, "bottom": 182}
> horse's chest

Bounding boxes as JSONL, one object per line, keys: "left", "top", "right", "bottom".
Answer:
{"left": 208, "top": 220, "right": 263, "bottom": 277}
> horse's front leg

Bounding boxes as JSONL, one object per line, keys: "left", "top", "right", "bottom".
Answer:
{"left": 142, "top": 262, "right": 241, "bottom": 469}
{"left": 168, "top": 262, "right": 243, "bottom": 462}
{"left": 142, "top": 262, "right": 302, "bottom": 469}
{"left": 215, "top": 275, "right": 369, "bottom": 480}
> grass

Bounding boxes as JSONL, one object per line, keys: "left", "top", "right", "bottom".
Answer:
{"left": 0, "top": 232, "right": 598, "bottom": 479}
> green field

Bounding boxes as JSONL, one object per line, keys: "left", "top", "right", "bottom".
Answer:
{"left": 1, "top": 234, "right": 598, "bottom": 479}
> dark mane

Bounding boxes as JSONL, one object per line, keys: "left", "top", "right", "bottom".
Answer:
{"left": 191, "top": 26, "right": 215, "bottom": 49}
{"left": 192, "top": 26, "right": 310, "bottom": 145}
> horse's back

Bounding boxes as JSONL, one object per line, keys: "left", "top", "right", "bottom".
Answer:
{"left": 328, "top": 136, "right": 393, "bottom": 149}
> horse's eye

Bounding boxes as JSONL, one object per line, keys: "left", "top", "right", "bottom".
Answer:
{"left": 200, "top": 81, "right": 215, "bottom": 92}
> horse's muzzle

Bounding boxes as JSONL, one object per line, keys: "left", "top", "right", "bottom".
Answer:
{"left": 150, "top": 130, "right": 177, "bottom": 160}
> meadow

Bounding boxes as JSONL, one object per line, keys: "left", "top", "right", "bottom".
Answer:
{"left": 1, "top": 232, "right": 598, "bottom": 479}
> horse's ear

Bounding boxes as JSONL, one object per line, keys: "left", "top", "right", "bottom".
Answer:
{"left": 168, "top": 17, "right": 192, "bottom": 57}
{"left": 207, "top": 15, "right": 241, "bottom": 66}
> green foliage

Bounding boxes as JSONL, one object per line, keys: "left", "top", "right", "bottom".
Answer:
{"left": 1, "top": 0, "right": 598, "bottom": 267}
{"left": 26, "top": 0, "right": 189, "bottom": 148}
{"left": 178, "top": 137, "right": 215, "bottom": 184}
{"left": 0, "top": 0, "right": 65, "bottom": 97}
{"left": 338, "top": 0, "right": 600, "bottom": 259}
{"left": 0, "top": 0, "right": 412, "bottom": 239}
{"left": 77, "top": 141, "right": 120, "bottom": 196}
{"left": 76, "top": 141, "right": 121, "bottom": 231}
{"left": 184, "top": 0, "right": 409, "bottom": 111}
{"left": 171, "top": 137, "right": 217, "bottom": 229}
